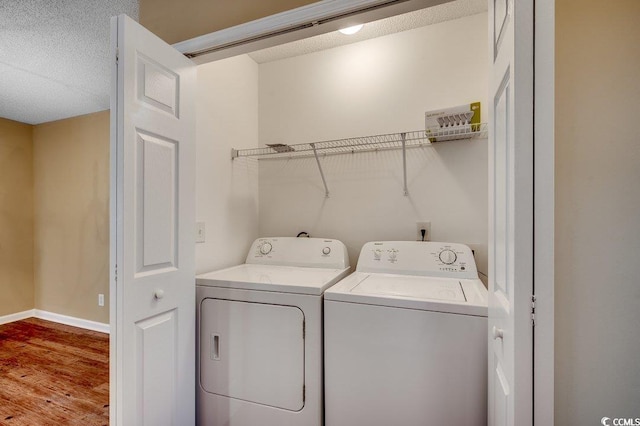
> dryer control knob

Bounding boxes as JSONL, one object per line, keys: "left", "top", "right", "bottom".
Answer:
{"left": 322, "top": 247, "right": 331, "bottom": 255}
{"left": 439, "top": 249, "right": 457, "bottom": 265}
{"left": 260, "top": 242, "right": 272, "bottom": 255}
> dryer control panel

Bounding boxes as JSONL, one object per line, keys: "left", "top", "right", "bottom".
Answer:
{"left": 246, "top": 237, "right": 349, "bottom": 269}
{"left": 357, "top": 241, "right": 478, "bottom": 279}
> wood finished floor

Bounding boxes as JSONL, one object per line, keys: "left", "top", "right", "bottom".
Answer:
{"left": 0, "top": 318, "right": 109, "bottom": 425}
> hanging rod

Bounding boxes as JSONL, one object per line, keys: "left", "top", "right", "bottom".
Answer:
{"left": 230, "top": 125, "right": 487, "bottom": 160}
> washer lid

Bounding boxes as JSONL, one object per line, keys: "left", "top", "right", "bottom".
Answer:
{"left": 196, "top": 264, "right": 350, "bottom": 295}
{"left": 351, "top": 275, "right": 467, "bottom": 302}
{"left": 324, "top": 272, "right": 488, "bottom": 317}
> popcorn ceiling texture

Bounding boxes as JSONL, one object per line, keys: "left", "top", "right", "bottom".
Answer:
{"left": 0, "top": 0, "right": 483, "bottom": 123}
{"left": 0, "top": 0, "right": 139, "bottom": 125}
{"left": 249, "top": 0, "right": 487, "bottom": 64}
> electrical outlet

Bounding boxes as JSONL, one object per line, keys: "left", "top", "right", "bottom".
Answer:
{"left": 196, "top": 222, "right": 206, "bottom": 243}
{"left": 98, "top": 294, "right": 105, "bottom": 307}
{"left": 416, "top": 222, "right": 431, "bottom": 241}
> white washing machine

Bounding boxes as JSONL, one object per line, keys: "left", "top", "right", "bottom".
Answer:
{"left": 324, "top": 241, "right": 488, "bottom": 426}
{"left": 196, "top": 237, "right": 350, "bottom": 426}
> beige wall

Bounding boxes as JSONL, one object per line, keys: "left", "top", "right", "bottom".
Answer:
{"left": 555, "top": 0, "right": 640, "bottom": 423}
{"left": 33, "top": 111, "right": 110, "bottom": 324}
{"left": 0, "top": 118, "right": 34, "bottom": 317}
{"left": 140, "top": 0, "right": 316, "bottom": 44}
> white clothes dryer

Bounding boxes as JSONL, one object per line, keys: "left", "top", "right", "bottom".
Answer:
{"left": 324, "top": 241, "right": 488, "bottom": 426}
{"left": 196, "top": 237, "right": 350, "bottom": 426}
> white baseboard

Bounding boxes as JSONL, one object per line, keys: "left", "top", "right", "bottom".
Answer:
{"left": 33, "top": 310, "right": 110, "bottom": 334}
{"left": 0, "top": 309, "right": 110, "bottom": 334}
{"left": 0, "top": 309, "right": 36, "bottom": 325}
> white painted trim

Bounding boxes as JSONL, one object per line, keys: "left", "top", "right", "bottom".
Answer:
{"left": 534, "top": 0, "right": 555, "bottom": 424}
{"left": 0, "top": 309, "right": 109, "bottom": 334}
{"left": 33, "top": 310, "right": 110, "bottom": 334}
{"left": 109, "top": 14, "right": 120, "bottom": 426}
{"left": 173, "top": 0, "right": 447, "bottom": 64}
{"left": 174, "top": 0, "right": 390, "bottom": 53}
{"left": 0, "top": 309, "right": 36, "bottom": 325}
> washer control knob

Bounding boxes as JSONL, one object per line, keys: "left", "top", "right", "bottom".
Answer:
{"left": 439, "top": 249, "right": 457, "bottom": 265}
{"left": 259, "top": 242, "right": 273, "bottom": 255}
{"left": 373, "top": 249, "right": 382, "bottom": 260}
{"left": 322, "top": 247, "right": 331, "bottom": 255}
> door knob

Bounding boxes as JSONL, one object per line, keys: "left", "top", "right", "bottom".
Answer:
{"left": 154, "top": 289, "right": 165, "bottom": 300}
{"left": 492, "top": 326, "right": 504, "bottom": 340}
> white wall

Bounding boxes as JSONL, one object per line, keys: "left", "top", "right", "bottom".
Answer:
{"left": 555, "top": 0, "right": 640, "bottom": 423}
{"left": 258, "top": 13, "right": 488, "bottom": 273}
{"left": 196, "top": 55, "right": 260, "bottom": 274}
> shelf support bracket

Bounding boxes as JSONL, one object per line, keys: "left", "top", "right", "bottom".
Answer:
{"left": 310, "top": 143, "right": 329, "bottom": 198}
{"left": 401, "top": 133, "right": 408, "bottom": 196}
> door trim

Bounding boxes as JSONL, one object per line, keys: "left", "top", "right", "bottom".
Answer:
{"left": 533, "top": 0, "right": 554, "bottom": 424}
{"left": 109, "top": 16, "right": 120, "bottom": 425}
{"left": 172, "top": 0, "right": 449, "bottom": 63}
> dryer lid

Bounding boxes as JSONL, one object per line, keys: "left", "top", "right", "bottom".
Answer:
{"left": 196, "top": 264, "right": 350, "bottom": 295}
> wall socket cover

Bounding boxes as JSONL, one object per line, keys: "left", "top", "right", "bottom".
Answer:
{"left": 416, "top": 222, "right": 431, "bottom": 241}
{"left": 196, "top": 222, "right": 206, "bottom": 243}
{"left": 98, "top": 294, "right": 105, "bottom": 307}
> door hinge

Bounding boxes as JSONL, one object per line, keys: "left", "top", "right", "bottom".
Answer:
{"left": 115, "top": 48, "right": 119, "bottom": 64}
{"left": 531, "top": 294, "right": 536, "bottom": 326}
{"left": 114, "top": 264, "right": 118, "bottom": 282}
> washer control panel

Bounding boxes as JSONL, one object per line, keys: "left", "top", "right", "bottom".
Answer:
{"left": 358, "top": 241, "right": 478, "bottom": 279}
{"left": 247, "top": 237, "right": 349, "bottom": 269}
{"left": 438, "top": 249, "right": 457, "bottom": 265}
{"left": 259, "top": 241, "right": 273, "bottom": 255}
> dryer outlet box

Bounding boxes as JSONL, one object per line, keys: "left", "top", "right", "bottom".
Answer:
{"left": 416, "top": 222, "right": 431, "bottom": 241}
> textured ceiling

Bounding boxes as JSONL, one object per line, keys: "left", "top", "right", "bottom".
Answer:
{"left": 249, "top": 0, "right": 487, "bottom": 64}
{"left": 0, "top": 0, "right": 139, "bottom": 125}
{"left": 0, "top": 0, "right": 485, "bottom": 124}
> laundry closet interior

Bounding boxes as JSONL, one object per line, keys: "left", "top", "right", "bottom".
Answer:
{"left": 193, "top": 3, "right": 489, "bottom": 280}
{"left": 2, "top": 0, "right": 493, "bottom": 422}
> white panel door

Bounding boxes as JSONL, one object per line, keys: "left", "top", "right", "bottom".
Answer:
{"left": 110, "top": 14, "right": 196, "bottom": 426}
{"left": 488, "top": 0, "right": 534, "bottom": 425}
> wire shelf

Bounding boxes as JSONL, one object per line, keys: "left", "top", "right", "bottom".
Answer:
{"left": 231, "top": 124, "right": 487, "bottom": 160}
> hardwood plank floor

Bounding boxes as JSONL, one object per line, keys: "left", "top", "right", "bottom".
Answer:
{"left": 0, "top": 318, "right": 109, "bottom": 425}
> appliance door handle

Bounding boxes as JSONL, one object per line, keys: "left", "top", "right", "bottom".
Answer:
{"left": 211, "top": 334, "right": 220, "bottom": 360}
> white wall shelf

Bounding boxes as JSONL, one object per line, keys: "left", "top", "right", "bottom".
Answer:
{"left": 231, "top": 125, "right": 487, "bottom": 160}
{"left": 231, "top": 124, "right": 487, "bottom": 197}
